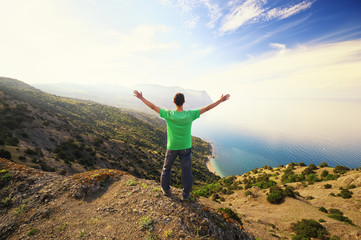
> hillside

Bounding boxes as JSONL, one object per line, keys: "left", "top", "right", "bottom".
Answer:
{"left": 0, "top": 77, "right": 219, "bottom": 187}
{"left": 2, "top": 77, "right": 361, "bottom": 239}
{"left": 196, "top": 163, "right": 361, "bottom": 239}
{"left": 0, "top": 158, "right": 252, "bottom": 239}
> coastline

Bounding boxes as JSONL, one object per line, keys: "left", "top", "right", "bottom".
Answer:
{"left": 205, "top": 142, "right": 220, "bottom": 177}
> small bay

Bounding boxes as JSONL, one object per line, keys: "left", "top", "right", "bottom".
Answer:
{"left": 193, "top": 99, "right": 361, "bottom": 177}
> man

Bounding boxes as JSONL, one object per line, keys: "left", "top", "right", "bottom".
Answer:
{"left": 133, "top": 90, "right": 230, "bottom": 200}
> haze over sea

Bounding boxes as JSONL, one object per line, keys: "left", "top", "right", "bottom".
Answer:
{"left": 193, "top": 98, "right": 361, "bottom": 177}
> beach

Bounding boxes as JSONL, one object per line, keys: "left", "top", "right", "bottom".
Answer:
{"left": 205, "top": 142, "right": 220, "bottom": 176}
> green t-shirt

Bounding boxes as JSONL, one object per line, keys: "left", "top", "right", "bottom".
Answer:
{"left": 160, "top": 109, "right": 200, "bottom": 150}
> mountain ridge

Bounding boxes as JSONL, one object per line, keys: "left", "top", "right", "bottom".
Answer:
{"left": 0, "top": 77, "right": 219, "bottom": 186}
{"left": 33, "top": 82, "right": 213, "bottom": 114}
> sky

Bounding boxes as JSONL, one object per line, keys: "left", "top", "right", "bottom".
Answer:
{"left": 1, "top": 0, "right": 361, "bottom": 100}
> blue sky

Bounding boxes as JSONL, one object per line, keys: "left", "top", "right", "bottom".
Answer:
{"left": 1, "top": 0, "right": 361, "bottom": 100}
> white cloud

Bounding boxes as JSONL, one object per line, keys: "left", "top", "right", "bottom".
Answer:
{"left": 219, "top": 0, "right": 315, "bottom": 34}
{"left": 266, "top": 0, "right": 313, "bottom": 20}
{"left": 269, "top": 42, "right": 286, "bottom": 50}
{"left": 185, "top": 15, "right": 201, "bottom": 29}
{"left": 199, "top": 39, "right": 361, "bottom": 99}
{"left": 159, "top": 0, "right": 314, "bottom": 34}
{"left": 158, "top": 0, "right": 221, "bottom": 29}
{"left": 220, "top": 0, "right": 265, "bottom": 34}
{"left": 200, "top": 0, "right": 222, "bottom": 28}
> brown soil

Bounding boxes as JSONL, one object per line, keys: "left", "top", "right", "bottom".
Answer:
{"left": 201, "top": 165, "right": 361, "bottom": 240}
{"left": 0, "top": 158, "right": 252, "bottom": 240}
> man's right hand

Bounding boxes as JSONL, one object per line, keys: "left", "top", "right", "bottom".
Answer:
{"left": 133, "top": 90, "right": 143, "bottom": 99}
{"left": 133, "top": 90, "right": 160, "bottom": 114}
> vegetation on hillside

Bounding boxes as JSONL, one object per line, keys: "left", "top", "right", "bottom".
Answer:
{"left": 0, "top": 77, "right": 219, "bottom": 186}
{"left": 193, "top": 161, "right": 359, "bottom": 207}
{"left": 291, "top": 219, "right": 328, "bottom": 240}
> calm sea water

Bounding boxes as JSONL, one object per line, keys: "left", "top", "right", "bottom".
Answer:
{"left": 192, "top": 99, "right": 361, "bottom": 177}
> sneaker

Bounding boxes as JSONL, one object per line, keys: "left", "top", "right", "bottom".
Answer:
{"left": 182, "top": 195, "right": 190, "bottom": 201}
{"left": 162, "top": 189, "right": 171, "bottom": 197}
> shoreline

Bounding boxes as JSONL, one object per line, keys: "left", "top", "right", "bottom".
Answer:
{"left": 205, "top": 142, "right": 220, "bottom": 177}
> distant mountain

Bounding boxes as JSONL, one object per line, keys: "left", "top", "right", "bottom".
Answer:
{"left": 0, "top": 77, "right": 218, "bottom": 186}
{"left": 34, "top": 82, "right": 213, "bottom": 114}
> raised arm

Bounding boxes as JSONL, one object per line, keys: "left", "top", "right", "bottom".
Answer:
{"left": 133, "top": 90, "right": 160, "bottom": 114}
{"left": 200, "top": 94, "right": 230, "bottom": 115}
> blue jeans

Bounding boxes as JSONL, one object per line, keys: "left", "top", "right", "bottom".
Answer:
{"left": 161, "top": 148, "right": 193, "bottom": 198}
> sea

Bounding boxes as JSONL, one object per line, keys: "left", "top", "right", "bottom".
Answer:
{"left": 192, "top": 99, "right": 361, "bottom": 177}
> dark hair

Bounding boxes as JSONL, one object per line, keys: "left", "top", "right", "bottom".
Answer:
{"left": 174, "top": 93, "right": 185, "bottom": 107}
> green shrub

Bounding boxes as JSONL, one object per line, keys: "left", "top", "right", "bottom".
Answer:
{"left": 333, "top": 165, "right": 350, "bottom": 174}
{"left": 14, "top": 204, "right": 26, "bottom": 215}
{"left": 2, "top": 172, "right": 12, "bottom": 181}
{"left": 1, "top": 197, "right": 12, "bottom": 208}
{"left": 319, "top": 161, "right": 328, "bottom": 168}
{"left": 327, "top": 208, "right": 354, "bottom": 225}
{"left": 328, "top": 213, "right": 353, "bottom": 225}
{"left": 126, "top": 179, "right": 138, "bottom": 186}
{"left": 328, "top": 208, "right": 343, "bottom": 215}
{"left": 339, "top": 188, "right": 353, "bottom": 199}
{"left": 308, "top": 164, "right": 317, "bottom": 170}
{"left": 245, "top": 190, "right": 253, "bottom": 197}
{"left": 289, "top": 162, "right": 298, "bottom": 167}
{"left": 329, "top": 235, "right": 340, "bottom": 240}
{"left": 164, "top": 229, "right": 173, "bottom": 238}
{"left": 319, "top": 219, "right": 326, "bottom": 223}
{"left": 302, "top": 167, "right": 314, "bottom": 176}
{"left": 284, "top": 186, "right": 296, "bottom": 198}
{"left": 291, "top": 219, "right": 328, "bottom": 239}
{"left": 324, "top": 184, "right": 332, "bottom": 189}
{"left": 0, "top": 149, "right": 11, "bottom": 159}
{"left": 298, "top": 162, "right": 306, "bottom": 167}
{"left": 211, "top": 193, "right": 220, "bottom": 201}
{"left": 325, "top": 174, "right": 338, "bottom": 181}
{"left": 192, "top": 183, "right": 222, "bottom": 198}
{"left": 292, "top": 234, "right": 310, "bottom": 240}
{"left": 306, "top": 173, "right": 319, "bottom": 183}
{"left": 5, "top": 137, "right": 19, "bottom": 146}
{"left": 282, "top": 168, "right": 304, "bottom": 183}
{"left": 267, "top": 186, "right": 284, "bottom": 204}
{"left": 27, "top": 228, "right": 38, "bottom": 236}
{"left": 319, "top": 207, "right": 328, "bottom": 213}
{"left": 58, "top": 222, "right": 68, "bottom": 231}
{"left": 25, "top": 148, "right": 37, "bottom": 155}
{"left": 218, "top": 208, "right": 242, "bottom": 224}
{"left": 139, "top": 216, "right": 153, "bottom": 231}
{"left": 321, "top": 170, "right": 329, "bottom": 179}
{"left": 263, "top": 165, "right": 273, "bottom": 170}
{"left": 253, "top": 173, "right": 276, "bottom": 189}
